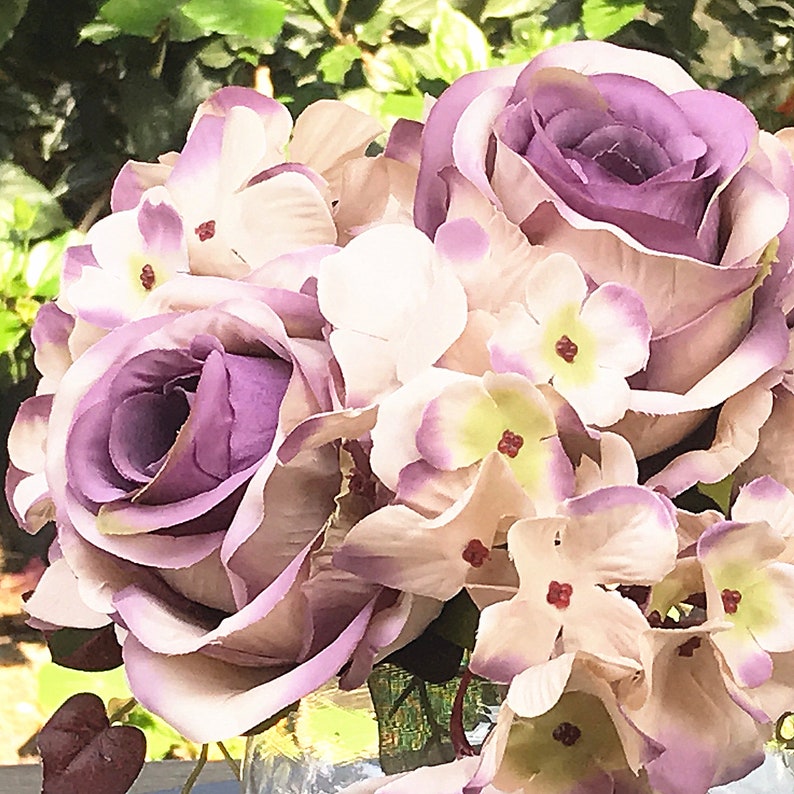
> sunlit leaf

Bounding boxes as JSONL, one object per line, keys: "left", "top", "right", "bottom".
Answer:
{"left": 381, "top": 92, "right": 425, "bottom": 120}
{"left": 0, "top": 164, "right": 68, "bottom": 239}
{"left": 97, "top": 0, "right": 183, "bottom": 36}
{"left": 38, "top": 662, "right": 132, "bottom": 717}
{"left": 697, "top": 475, "right": 734, "bottom": 515}
{"left": 0, "top": 310, "right": 25, "bottom": 354}
{"left": 319, "top": 43, "right": 362, "bottom": 83}
{"left": 481, "top": 0, "right": 549, "bottom": 19}
{"left": 582, "top": 0, "right": 644, "bottom": 39}
{"left": 364, "top": 45, "right": 418, "bottom": 93}
{"left": 181, "top": 0, "right": 287, "bottom": 39}
{"left": 429, "top": 0, "right": 490, "bottom": 84}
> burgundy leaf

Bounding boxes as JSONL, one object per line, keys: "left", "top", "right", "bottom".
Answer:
{"left": 38, "top": 692, "right": 146, "bottom": 794}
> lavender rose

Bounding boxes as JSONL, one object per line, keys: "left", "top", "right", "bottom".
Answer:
{"left": 414, "top": 41, "right": 792, "bottom": 457}
{"left": 16, "top": 279, "right": 395, "bottom": 740}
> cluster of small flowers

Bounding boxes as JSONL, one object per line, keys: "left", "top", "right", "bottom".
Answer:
{"left": 9, "top": 40, "right": 794, "bottom": 794}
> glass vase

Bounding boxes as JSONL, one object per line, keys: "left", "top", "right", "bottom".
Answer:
{"left": 240, "top": 665, "right": 794, "bottom": 794}
{"left": 241, "top": 663, "right": 499, "bottom": 793}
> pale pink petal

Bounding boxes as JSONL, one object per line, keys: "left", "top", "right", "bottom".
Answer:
{"left": 7, "top": 395, "right": 51, "bottom": 475}
{"left": 451, "top": 85, "right": 515, "bottom": 209}
{"left": 521, "top": 201, "right": 760, "bottom": 337}
{"left": 712, "top": 624, "right": 773, "bottom": 689}
{"left": 562, "top": 587, "right": 648, "bottom": 662}
{"left": 628, "top": 307, "right": 788, "bottom": 415}
{"left": 732, "top": 476, "right": 794, "bottom": 538}
{"left": 750, "top": 562, "right": 794, "bottom": 652}
{"left": 189, "top": 86, "right": 293, "bottom": 170}
{"left": 488, "top": 302, "right": 550, "bottom": 383}
{"left": 556, "top": 363, "right": 632, "bottom": 428}
{"left": 443, "top": 170, "right": 549, "bottom": 312}
{"left": 122, "top": 595, "right": 377, "bottom": 742}
{"left": 24, "top": 557, "right": 111, "bottom": 630}
{"left": 645, "top": 383, "right": 773, "bottom": 497}
{"left": 513, "top": 40, "right": 699, "bottom": 94}
{"left": 370, "top": 368, "right": 467, "bottom": 490}
{"left": 580, "top": 283, "right": 651, "bottom": 376}
{"left": 504, "top": 652, "right": 576, "bottom": 718}
{"left": 437, "top": 309, "right": 497, "bottom": 377}
{"left": 523, "top": 253, "right": 587, "bottom": 325}
{"left": 318, "top": 225, "right": 436, "bottom": 339}
{"left": 335, "top": 453, "right": 531, "bottom": 601}
{"left": 225, "top": 172, "right": 336, "bottom": 268}
{"left": 289, "top": 100, "right": 383, "bottom": 195}
{"left": 470, "top": 597, "right": 561, "bottom": 682}
{"left": 563, "top": 486, "right": 677, "bottom": 585}
{"left": 329, "top": 331, "right": 399, "bottom": 409}
{"left": 738, "top": 387, "right": 794, "bottom": 492}
{"left": 596, "top": 432, "right": 639, "bottom": 487}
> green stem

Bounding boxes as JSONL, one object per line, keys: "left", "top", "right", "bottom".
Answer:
{"left": 216, "top": 741, "right": 241, "bottom": 781}
{"left": 180, "top": 744, "right": 209, "bottom": 794}
{"left": 108, "top": 697, "right": 137, "bottom": 724}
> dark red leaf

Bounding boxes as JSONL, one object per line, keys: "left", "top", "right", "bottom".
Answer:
{"left": 44, "top": 625, "right": 123, "bottom": 671}
{"left": 38, "top": 692, "right": 145, "bottom": 794}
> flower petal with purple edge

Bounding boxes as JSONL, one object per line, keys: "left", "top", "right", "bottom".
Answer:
{"left": 334, "top": 452, "right": 531, "bottom": 601}
{"left": 628, "top": 307, "right": 788, "bottom": 415}
{"left": 415, "top": 371, "right": 562, "bottom": 493}
{"left": 645, "top": 383, "right": 774, "bottom": 498}
{"left": 122, "top": 595, "right": 378, "bottom": 742}
{"left": 563, "top": 485, "right": 678, "bottom": 585}
{"left": 112, "top": 531, "right": 317, "bottom": 658}
{"left": 24, "top": 557, "right": 111, "bottom": 631}
{"left": 414, "top": 63, "right": 525, "bottom": 236}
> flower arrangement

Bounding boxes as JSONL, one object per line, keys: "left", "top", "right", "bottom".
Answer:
{"left": 8, "top": 39, "right": 794, "bottom": 794}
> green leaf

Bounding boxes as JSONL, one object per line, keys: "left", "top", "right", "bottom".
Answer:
{"left": 181, "top": 0, "right": 286, "bottom": 38}
{"left": 381, "top": 92, "right": 425, "bottom": 120}
{"left": 359, "top": 0, "right": 438, "bottom": 41}
{"left": 0, "top": 0, "right": 28, "bottom": 50}
{"left": 78, "top": 20, "right": 122, "bottom": 43}
{"left": 124, "top": 707, "right": 193, "bottom": 759}
{"left": 364, "top": 45, "right": 418, "bottom": 93}
{"left": 581, "top": 0, "right": 644, "bottom": 39}
{"left": 697, "top": 475, "right": 734, "bottom": 515}
{"left": 0, "top": 309, "right": 25, "bottom": 354}
{"left": 97, "top": 0, "right": 184, "bottom": 37}
{"left": 0, "top": 164, "right": 68, "bottom": 239}
{"left": 319, "top": 43, "right": 362, "bottom": 83}
{"left": 511, "top": 16, "right": 578, "bottom": 53}
{"left": 429, "top": 0, "right": 490, "bottom": 84}
{"left": 196, "top": 39, "right": 237, "bottom": 68}
{"left": 12, "top": 197, "right": 36, "bottom": 232}
{"left": 481, "top": 0, "right": 548, "bottom": 19}
{"left": 430, "top": 590, "right": 480, "bottom": 649}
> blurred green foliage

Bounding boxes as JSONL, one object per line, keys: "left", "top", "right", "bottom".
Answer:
{"left": 0, "top": 0, "right": 792, "bottom": 379}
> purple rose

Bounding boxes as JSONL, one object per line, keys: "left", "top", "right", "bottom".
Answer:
{"left": 414, "top": 41, "right": 791, "bottom": 456}
{"left": 15, "top": 279, "right": 397, "bottom": 740}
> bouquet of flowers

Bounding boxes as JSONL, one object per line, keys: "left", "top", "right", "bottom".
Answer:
{"left": 9, "top": 39, "right": 794, "bottom": 794}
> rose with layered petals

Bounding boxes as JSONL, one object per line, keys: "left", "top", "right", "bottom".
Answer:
{"left": 414, "top": 40, "right": 791, "bottom": 458}
{"left": 19, "top": 281, "right": 396, "bottom": 741}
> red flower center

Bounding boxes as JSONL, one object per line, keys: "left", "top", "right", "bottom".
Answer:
{"left": 721, "top": 588, "right": 742, "bottom": 614}
{"left": 497, "top": 429, "right": 524, "bottom": 458}
{"left": 552, "top": 721, "right": 581, "bottom": 746}
{"left": 547, "top": 580, "right": 573, "bottom": 609}
{"left": 462, "top": 538, "right": 490, "bottom": 568}
{"left": 139, "top": 264, "right": 156, "bottom": 290}
{"left": 555, "top": 335, "right": 578, "bottom": 363}
{"left": 195, "top": 219, "right": 216, "bottom": 241}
